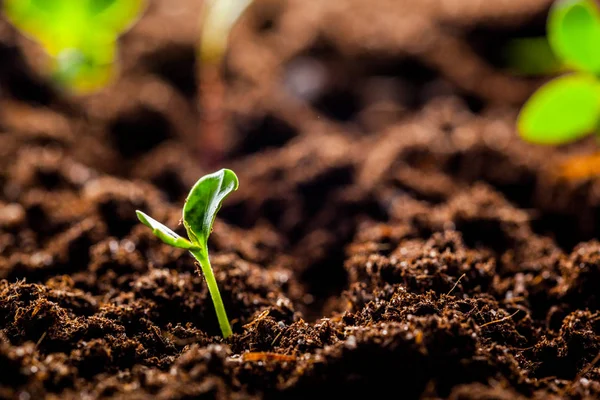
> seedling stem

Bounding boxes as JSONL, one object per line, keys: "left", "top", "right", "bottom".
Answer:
{"left": 190, "top": 247, "right": 232, "bottom": 337}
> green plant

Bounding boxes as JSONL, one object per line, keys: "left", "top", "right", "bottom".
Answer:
{"left": 518, "top": 0, "right": 600, "bottom": 145}
{"left": 136, "top": 169, "right": 239, "bottom": 338}
{"left": 3, "top": 0, "right": 146, "bottom": 93}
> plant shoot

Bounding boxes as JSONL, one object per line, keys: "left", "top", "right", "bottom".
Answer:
{"left": 197, "top": 0, "right": 253, "bottom": 165}
{"left": 136, "top": 169, "right": 239, "bottom": 338}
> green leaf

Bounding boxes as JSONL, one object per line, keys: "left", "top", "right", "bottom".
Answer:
{"left": 3, "top": 0, "right": 145, "bottom": 93}
{"left": 87, "top": 0, "right": 147, "bottom": 35}
{"left": 4, "top": 0, "right": 60, "bottom": 48}
{"left": 136, "top": 210, "right": 197, "bottom": 250}
{"left": 30, "top": 0, "right": 62, "bottom": 13}
{"left": 505, "top": 37, "right": 564, "bottom": 76}
{"left": 518, "top": 73, "right": 600, "bottom": 145}
{"left": 548, "top": 0, "right": 600, "bottom": 73}
{"left": 51, "top": 45, "right": 116, "bottom": 93}
{"left": 89, "top": 0, "right": 118, "bottom": 15}
{"left": 182, "top": 169, "right": 239, "bottom": 248}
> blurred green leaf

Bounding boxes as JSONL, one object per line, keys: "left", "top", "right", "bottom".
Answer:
{"left": 518, "top": 73, "right": 600, "bottom": 144}
{"left": 89, "top": 0, "right": 118, "bottom": 15}
{"left": 87, "top": 0, "right": 146, "bottom": 35}
{"left": 548, "top": 0, "right": 600, "bottom": 74}
{"left": 3, "top": 0, "right": 145, "bottom": 93}
{"left": 52, "top": 47, "right": 116, "bottom": 93}
{"left": 4, "top": 0, "right": 58, "bottom": 50}
{"left": 30, "top": 0, "right": 62, "bottom": 13}
{"left": 505, "top": 37, "right": 564, "bottom": 75}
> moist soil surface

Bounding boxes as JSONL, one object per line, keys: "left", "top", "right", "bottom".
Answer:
{"left": 3, "top": 0, "right": 600, "bottom": 399}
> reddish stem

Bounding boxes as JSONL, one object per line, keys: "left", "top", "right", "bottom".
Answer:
{"left": 198, "top": 62, "right": 227, "bottom": 167}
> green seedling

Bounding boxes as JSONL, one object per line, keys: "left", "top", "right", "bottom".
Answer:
{"left": 136, "top": 169, "right": 239, "bottom": 338}
{"left": 518, "top": 0, "right": 600, "bottom": 145}
{"left": 3, "top": 0, "right": 146, "bottom": 93}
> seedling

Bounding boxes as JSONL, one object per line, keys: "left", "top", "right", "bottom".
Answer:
{"left": 200, "top": 0, "right": 254, "bottom": 64}
{"left": 518, "top": 0, "right": 600, "bottom": 145}
{"left": 3, "top": 0, "right": 146, "bottom": 93}
{"left": 136, "top": 169, "right": 239, "bottom": 338}
{"left": 197, "top": 0, "right": 253, "bottom": 164}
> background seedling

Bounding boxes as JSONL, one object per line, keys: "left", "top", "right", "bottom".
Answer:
{"left": 198, "top": 0, "right": 253, "bottom": 165}
{"left": 3, "top": 0, "right": 146, "bottom": 93}
{"left": 517, "top": 0, "right": 600, "bottom": 145}
{"left": 136, "top": 169, "right": 239, "bottom": 338}
{"left": 201, "top": 0, "right": 254, "bottom": 64}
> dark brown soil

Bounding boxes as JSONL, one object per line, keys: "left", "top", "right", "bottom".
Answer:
{"left": 4, "top": 0, "right": 600, "bottom": 398}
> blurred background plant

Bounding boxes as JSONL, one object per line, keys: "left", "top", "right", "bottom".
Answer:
{"left": 515, "top": 0, "right": 600, "bottom": 146}
{"left": 200, "top": 0, "right": 253, "bottom": 64}
{"left": 198, "top": 0, "right": 254, "bottom": 165}
{"left": 3, "top": 0, "right": 146, "bottom": 93}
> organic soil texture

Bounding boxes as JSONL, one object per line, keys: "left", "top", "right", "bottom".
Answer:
{"left": 3, "top": 0, "right": 600, "bottom": 399}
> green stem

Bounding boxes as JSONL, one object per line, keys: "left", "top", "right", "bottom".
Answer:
{"left": 190, "top": 248, "right": 232, "bottom": 338}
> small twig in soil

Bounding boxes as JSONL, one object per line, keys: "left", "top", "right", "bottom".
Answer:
{"left": 573, "top": 352, "right": 600, "bottom": 385}
{"left": 446, "top": 273, "right": 466, "bottom": 296}
{"left": 271, "top": 327, "right": 289, "bottom": 347}
{"left": 559, "top": 352, "right": 600, "bottom": 396}
{"left": 243, "top": 309, "right": 270, "bottom": 330}
{"left": 479, "top": 310, "right": 521, "bottom": 328}
{"left": 162, "top": 331, "right": 205, "bottom": 347}
{"left": 242, "top": 352, "right": 296, "bottom": 363}
{"left": 35, "top": 332, "right": 47, "bottom": 348}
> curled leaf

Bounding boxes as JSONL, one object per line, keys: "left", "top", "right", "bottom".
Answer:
{"left": 182, "top": 169, "right": 239, "bottom": 247}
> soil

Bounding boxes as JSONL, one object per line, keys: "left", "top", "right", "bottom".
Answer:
{"left": 3, "top": 0, "right": 600, "bottom": 398}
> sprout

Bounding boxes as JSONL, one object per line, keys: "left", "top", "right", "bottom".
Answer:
{"left": 3, "top": 0, "right": 146, "bottom": 93}
{"left": 518, "top": 0, "right": 600, "bottom": 145}
{"left": 200, "top": 0, "right": 254, "bottom": 64}
{"left": 136, "top": 169, "right": 239, "bottom": 338}
{"left": 197, "top": 0, "right": 253, "bottom": 164}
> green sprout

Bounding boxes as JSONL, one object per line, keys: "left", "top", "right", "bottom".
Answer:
{"left": 3, "top": 0, "right": 146, "bottom": 93}
{"left": 136, "top": 169, "right": 239, "bottom": 338}
{"left": 518, "top": 0, "right": 600, "bottom": 145}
